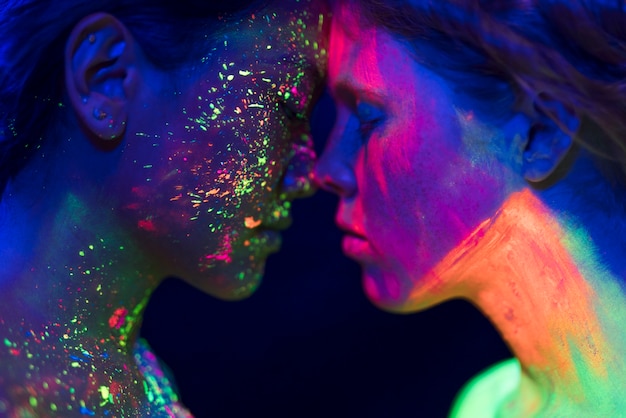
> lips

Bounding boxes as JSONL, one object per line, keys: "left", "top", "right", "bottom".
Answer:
{"left": 255, "top": 199, "right": 295, "bottom": 232}
{"left": 336, "top": 215, "right": 366, "bottom": 239}
{"left": 243, "top": 211, "right": 291, "bottom": 255}
{"left": 337, "top": 221, "right": 376, "bottom": 262}
{"left": 260, "top": 216, "right": 293, "bottom": 231}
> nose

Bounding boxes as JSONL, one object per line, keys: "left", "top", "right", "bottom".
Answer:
{"left": 280, "top": 132, "right": 317, "bottom": 200}
{"left": 313, "top": 141, "right": 357, "bottom": 198}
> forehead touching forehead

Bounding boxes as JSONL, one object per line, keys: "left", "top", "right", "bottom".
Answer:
{"left": 333, "top": 0, "right": 519, "bottom": 120}
{"left": 331, "top": 0, "right": 372, "bottom": 36}
{"left": 329, "top": 0, "right": 413, "bottom": 100}
{"left": 220, "top": 0, "right": 327, "bottom": 40}
{"left": 193, "top": 0, "right": 328, "bottom": 77}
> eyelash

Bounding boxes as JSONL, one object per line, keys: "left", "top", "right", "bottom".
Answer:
{"left": 355, "top": 103, "right": 384, "bottom": 142}
{"left": 358, "top": 119, "right": 382, "bottom": 140}
{"left": 277, "top": 99, "right": 304, "bottom": 121}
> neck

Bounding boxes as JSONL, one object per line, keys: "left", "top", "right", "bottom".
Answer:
{"left": 0, "top": 185, "right": 162, "bottom": 415}
{"left": 459, "top": 190, "right": 626, "bottom": 415}
{"left": 407, "top": 189, "right": 626, "bottom": 416}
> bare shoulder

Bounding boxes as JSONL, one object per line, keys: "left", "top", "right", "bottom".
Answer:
{"left": 449, "top": 358, "right": 520, "bottom": 418}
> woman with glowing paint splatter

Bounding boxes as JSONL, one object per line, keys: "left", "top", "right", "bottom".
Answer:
{"left": 316, "top": 0, "right": 626, "bottom": 416}
{"left": 0, "top": 0, "right": 327, "bottom": 416}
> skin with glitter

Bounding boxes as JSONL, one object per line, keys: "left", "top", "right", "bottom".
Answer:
{"left": 0, "top": 0, "right": 327, "bottom": 416}
{"left": 315, "top": 2, "right": 626, "bottom": 416}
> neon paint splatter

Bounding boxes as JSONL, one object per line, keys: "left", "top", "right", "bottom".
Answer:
{"left": 108, "top": 308, "right": 128, "bottom": 330}
{"left": 0, "top": 0, "right": 327, "bottom": 416}
{"left": 119, "top": 1, "right": 327, "bottom": 299}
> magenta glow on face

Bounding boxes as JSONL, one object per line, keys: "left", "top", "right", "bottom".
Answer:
{"left": 317, "top": 3, "right": 520, "bottom": 310}
{"left": 119, "top": 1, "right": 328, "bottom": 299}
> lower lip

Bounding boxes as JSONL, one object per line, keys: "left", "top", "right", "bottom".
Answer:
{"left": 342, "top": 234, "right": 375, "bottom": 261}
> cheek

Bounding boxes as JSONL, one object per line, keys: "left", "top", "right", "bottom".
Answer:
{"left": 122, "top": 140, "right": 240, "bottom": 236}
{"left": 124, "top": 122, "right": 287, "bottom": 236}
{"left": 358, "top": 116, "right": 496, "bottom": 266}
{"left": 357, "top": 126, "right": 424, "bottom": 254}
{"left": 438, "top": 142, "right": 513, "bottom": 237}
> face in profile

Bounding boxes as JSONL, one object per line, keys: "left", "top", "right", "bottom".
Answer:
{"left": 316, "top": 2, "right": 524, "bottom": 311}
{"left": 116, "top": 0, "right": 328, "bottom": 299}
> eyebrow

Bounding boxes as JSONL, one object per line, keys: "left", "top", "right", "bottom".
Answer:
{"left": 278, "top": 54, "right": 322, "bottom": 80}
{"left": 331, "top": 79, "right": 387, "bottom": 105}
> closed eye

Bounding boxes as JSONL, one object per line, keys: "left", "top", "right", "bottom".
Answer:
{"left": 355, "top": 101, "right": 385, "bottom": 142}
{"left": 358, "top": 119, "right": 381, "bottom": 139}
{"left": 277, "top": 99, "right": 304, "bottom": 121}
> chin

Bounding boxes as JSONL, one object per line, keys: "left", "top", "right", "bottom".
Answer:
{"left": 183, "top": 262, "right": 266, "bottom": 301}
{"left": 211, "top": 282, "right": 261, "bottom": 301}
{"left": 361, "top": 268, "right": 409, "bottom": 313}
{"left": 362, "top": 266, "right": 442, "bottom": 314}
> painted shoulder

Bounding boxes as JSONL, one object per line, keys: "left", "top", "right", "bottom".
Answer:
{"left": 449, "top": 358, "right": 520, "bottom": 418}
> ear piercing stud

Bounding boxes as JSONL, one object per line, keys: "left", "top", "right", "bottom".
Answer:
{"left": 93, "top": 108, "right": 107, "bottom": 120}
{"left": 88, "top": 33, "right": 96, "bottom": 44}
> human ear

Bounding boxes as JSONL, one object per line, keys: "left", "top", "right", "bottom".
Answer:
{"left": 522, "top": 94, "right": 580, "bottom": 183}
{"left": 64, "top": 13, "right": 139, "bottom": 144}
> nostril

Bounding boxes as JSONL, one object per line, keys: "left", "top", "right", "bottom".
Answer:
{"left": 312, "top": 166, "right": 330, "bottom": 190}
{"left": 314, "top": 170, "right": 355, "bottom": 197}
{"left": 313, "top": 153, "right": 357, "bottom": 197}
{"left": 321, "top": 180, "right": 345, "bottom": 196}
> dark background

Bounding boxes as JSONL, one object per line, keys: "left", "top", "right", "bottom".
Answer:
{"left": 141, "top": 92, "right": 511, "bottom": 418}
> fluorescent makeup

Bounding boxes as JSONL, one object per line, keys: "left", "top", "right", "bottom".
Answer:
{"left": 0, "top": 0, "right": 328, "bottom": 416}
{"left": 319, "top": 2, "right": 626, "bottom": 416}
{"left": 441, "top": 192, "right": 624, "bottom": 417}
{"left": 317, "top": 2, "right": 516, "bottom": 310}
{"left": 121, "top": 1, "right": 328, "bottom": 299}
{"left": 0, "top": 195, "right": 176, "bottom": 417}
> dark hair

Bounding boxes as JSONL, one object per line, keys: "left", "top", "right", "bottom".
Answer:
{"left": 356, "top": 0, "right": 626, "bottom": 170}
{"left": 0, "top": 0, "right": 265, "bottom": 194}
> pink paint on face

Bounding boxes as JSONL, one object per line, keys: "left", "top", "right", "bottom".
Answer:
{"left": 316, "top": 2, "right": 524, "bottom": 311}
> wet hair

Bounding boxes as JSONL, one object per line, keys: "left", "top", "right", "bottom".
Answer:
{"left": 0, "top": 0, "right": 265, "bottom": 194}
{"left": 356, "top": 0, "right": 626, "bottom": 173}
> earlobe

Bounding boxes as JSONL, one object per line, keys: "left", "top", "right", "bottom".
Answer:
{"left": 64, "top": 13, "right": 138, "bottom": 144}
{"left": 522, "top": 95, "right": 580, "bottom": 183}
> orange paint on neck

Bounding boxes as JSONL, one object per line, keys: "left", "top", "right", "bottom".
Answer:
{"left": 406, "top": 190, "right": 614, "bottom": 408}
